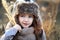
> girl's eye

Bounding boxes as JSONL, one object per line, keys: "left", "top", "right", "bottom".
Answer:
{"left": 29, "top": 16, "right": 33, "bottom": 18}
{"left": 20, "top": 15, "right": 25, "bottom": 17}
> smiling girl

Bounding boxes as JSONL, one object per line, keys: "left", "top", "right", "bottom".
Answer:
{"left": 1, "top": 2, "right": 46, "bottom": 40}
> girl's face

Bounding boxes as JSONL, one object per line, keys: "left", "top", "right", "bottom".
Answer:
{"left": 18, "top": 13, "right": 34, "bottom": 28}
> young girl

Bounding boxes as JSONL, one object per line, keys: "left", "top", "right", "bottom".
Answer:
{"left": 1, "top": 2, "right": 46, "bottom": 40}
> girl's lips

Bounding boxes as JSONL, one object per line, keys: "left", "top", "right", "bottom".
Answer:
{"left": 23, "top": 23, "right": 29, "bottom": 26}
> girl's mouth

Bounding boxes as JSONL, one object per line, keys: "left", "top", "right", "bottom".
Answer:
{"left": 23, "top": 23, "right": 29, "bottom": 26}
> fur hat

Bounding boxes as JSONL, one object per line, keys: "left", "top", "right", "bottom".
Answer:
{"left": 13, "top": 2, "right": 40, "bottom": 23}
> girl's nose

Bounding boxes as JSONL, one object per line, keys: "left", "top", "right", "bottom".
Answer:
{"left": 24, "top": 17, "right": 29, "bottom": 22}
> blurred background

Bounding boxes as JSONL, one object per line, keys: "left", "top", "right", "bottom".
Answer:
{"left": 0, "top": 0, "right": 60, "bottom": 40}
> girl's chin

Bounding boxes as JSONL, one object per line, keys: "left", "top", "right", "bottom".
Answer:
{"left": 22, "top": 26, "right": 29, "bottom": 28}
